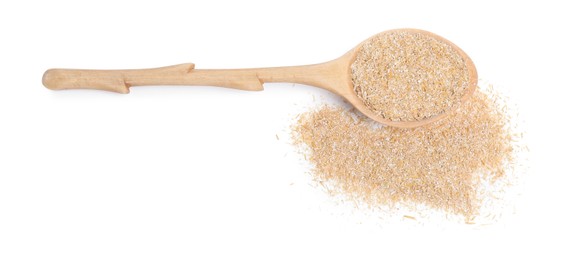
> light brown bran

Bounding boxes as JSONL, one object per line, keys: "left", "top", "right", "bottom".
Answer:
{"left": 293, "top": 87, "right": 514, "bottom": 220}
{"left": 351, "top": 30, "right": 470, "bottom": 122}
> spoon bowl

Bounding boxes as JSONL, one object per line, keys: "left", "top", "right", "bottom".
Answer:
{"left": 340, "top": 28, "right": 478, "bottom": 127}
{"left": 43, "top": 28, "right": 477, "bottom": 128}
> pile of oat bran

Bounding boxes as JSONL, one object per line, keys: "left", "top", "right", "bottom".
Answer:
{"left": 293, "top": 88, "right": 515, "bottom": 220}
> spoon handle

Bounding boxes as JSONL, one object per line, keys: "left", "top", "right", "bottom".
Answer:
{"left": 42, "top": 62, "right": 342, "bottom": 94}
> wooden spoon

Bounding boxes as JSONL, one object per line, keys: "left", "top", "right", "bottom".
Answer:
{"left": 43, "top": 28, "right": 477, "bottom": 128}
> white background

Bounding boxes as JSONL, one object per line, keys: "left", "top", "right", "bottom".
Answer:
{"left": 1, "top": 0, "right": 571, "bottom": 259}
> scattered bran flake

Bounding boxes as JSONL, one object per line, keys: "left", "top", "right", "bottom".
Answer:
{"left": 351, "top": 30, "right": 470, "bottom": 122}
{"left": 293, "top": 88, "right": 514, "bottom": 220}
